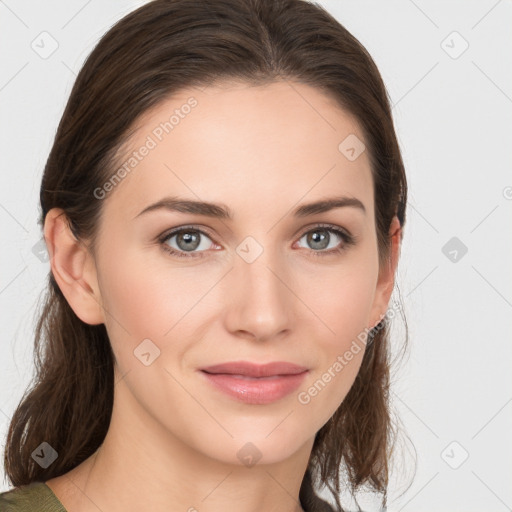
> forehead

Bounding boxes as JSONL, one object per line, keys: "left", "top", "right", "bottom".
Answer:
{"left": 101, "top": 80, "right": 374, "bottom": 222}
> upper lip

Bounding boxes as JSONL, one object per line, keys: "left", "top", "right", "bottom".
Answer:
{"left": 200, "top": 361, "right": 308, "bottom": 377}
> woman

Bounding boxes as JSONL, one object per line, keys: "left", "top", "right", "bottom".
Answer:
{"left": 1, "top": 0, "right": 408, "bottom": 510}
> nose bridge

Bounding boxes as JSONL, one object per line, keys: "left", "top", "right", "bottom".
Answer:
{"left": 226, "top": 235, "right": 293, "bottom": 338}
{"left": 236, "top": 235, "right": 288, "bottom": 301}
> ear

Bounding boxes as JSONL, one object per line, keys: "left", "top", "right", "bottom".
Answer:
{"left": 368, "top": 215, "right": 402, "bottom": 328}
{"left": 43, "top": 208, "right": 105, "bottom": 325}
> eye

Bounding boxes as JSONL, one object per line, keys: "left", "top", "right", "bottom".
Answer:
{"left": 159, "top": 226, "right": 215, "bottom": 259}
{"left": 295, "top": 224, "right": 355, "bottom": 257}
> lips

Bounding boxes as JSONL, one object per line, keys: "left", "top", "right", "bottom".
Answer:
{"left": 199, "top": 361, "right": 309, "bottom": 405}
{"left": 199, "top": 361, "right": 308, "bottom": 378}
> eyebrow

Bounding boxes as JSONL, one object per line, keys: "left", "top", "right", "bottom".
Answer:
{"left": 133, "top": 195, "right": 366, "bottom": 220}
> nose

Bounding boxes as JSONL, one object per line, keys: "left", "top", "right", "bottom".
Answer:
{"left": 223, "top": 247, "right": 294, "bottom": 342}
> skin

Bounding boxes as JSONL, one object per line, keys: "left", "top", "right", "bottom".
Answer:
{"left": 44, "top": 80, "right": 401, "bottom": 512}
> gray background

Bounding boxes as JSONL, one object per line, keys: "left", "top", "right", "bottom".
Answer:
{"left": 1, "top": 1, "right": 511, "bottom": 510}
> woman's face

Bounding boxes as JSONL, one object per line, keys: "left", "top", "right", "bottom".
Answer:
{"left": 69, "top": 80, "right": 396, "bottom": 466}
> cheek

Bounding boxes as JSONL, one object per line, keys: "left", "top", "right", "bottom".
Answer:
{"left": 99, "top": 260, "right": 167, "bottom": 338}
{"left": 96, "top": 245, "right": 226, "bottom": 382}
{"left": 98, "top": 246, "right": 209, "bottom": 336}
{"left": 293, "top": 255, "right": 378, "bottom": 416}
{"left": 96, "top": 252, "right": 208, "bottom": 422}
{"left": 301, "top": 254, "right": 379, "bottom": 342}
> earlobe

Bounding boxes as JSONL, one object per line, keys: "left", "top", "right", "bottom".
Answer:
{"left": 43, "top": 208, "right": 105, "bottom": 326}
{"left": 369, "top": 216, "right": 402, "bottom": 328}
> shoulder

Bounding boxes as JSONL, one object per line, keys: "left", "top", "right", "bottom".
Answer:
{"left": 0, "top": 482, "right": 67, "bottom": 512}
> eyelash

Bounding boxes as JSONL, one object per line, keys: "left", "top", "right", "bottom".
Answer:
{"left": 158, "top": 223, "right": 356, "bottom": 260}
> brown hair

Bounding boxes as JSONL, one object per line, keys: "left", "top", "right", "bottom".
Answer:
{"left": 3, "top": 0, "right": 408, "bottom": 510}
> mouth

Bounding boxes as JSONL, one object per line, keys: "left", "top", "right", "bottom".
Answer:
{"left": 198, "top": 361, "right": 309, "bottom": 405}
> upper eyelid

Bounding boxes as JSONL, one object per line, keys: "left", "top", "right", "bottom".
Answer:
{"left": 159, "top": 224, "right": 216, "bottom": 243}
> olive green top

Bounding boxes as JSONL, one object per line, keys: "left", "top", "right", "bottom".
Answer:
{"left": 0, "top": 481, "right": 333, "bottom": 511}
{"left": 0, "top": 482, "right": 67, "bottom": 512}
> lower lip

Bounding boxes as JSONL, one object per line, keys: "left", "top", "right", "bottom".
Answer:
{"left": 200, "top": 371, "right": 308, "bottom": 405}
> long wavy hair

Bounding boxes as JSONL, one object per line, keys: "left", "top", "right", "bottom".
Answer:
{"left": 3, "top": 0, "right": 409, "bottom": 510}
